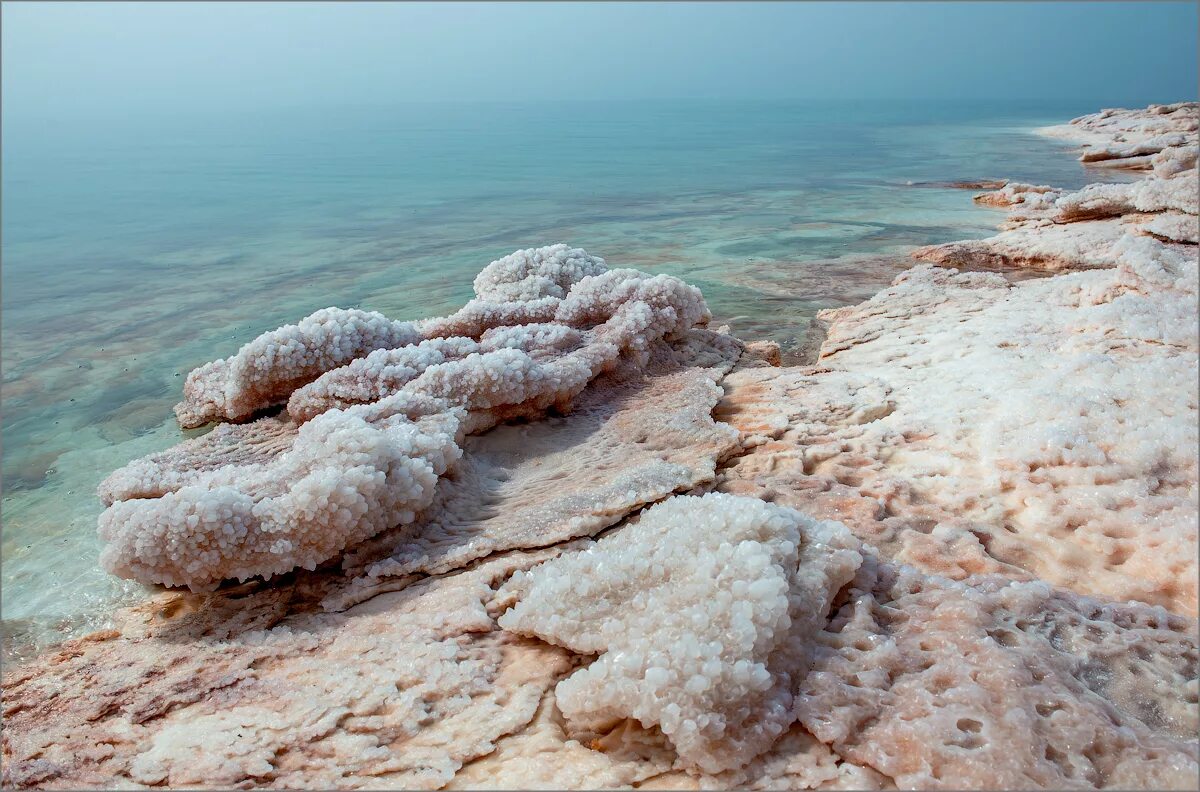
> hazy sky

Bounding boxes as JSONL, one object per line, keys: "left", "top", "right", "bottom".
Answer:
{"left": 3, "top": 2, "right": 1197, "bottom": 118}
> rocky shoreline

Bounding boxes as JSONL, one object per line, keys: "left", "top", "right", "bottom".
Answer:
{"left": 2, "top": 104, "right": 1197, "bottom": 790}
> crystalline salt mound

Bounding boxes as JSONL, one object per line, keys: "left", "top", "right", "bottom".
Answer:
{"left": 498, "top": 493, "right": 863, "bottom": 774}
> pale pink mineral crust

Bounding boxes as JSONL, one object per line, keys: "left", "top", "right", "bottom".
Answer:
{"left": 1, "top": 547, "right": 584, "bottom": 790}
{"left": 795, "top": 557, "right": 1199, "bottom": 790}
{"left": 716, "top": 247, "right": 1198, "bottom": 614}
{"left": 720, "top": 103, "right": 1199, "bottom": 619}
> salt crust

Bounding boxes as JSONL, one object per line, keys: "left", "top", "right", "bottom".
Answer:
{"left": 916, "top": 172, "right": 1197, "bottom": 271}
{"left": 716, "top": 241, "right": 1198, "bottom": 613}
{"left": 99, "top": 246, "right": 712, "bottom": 591}
{"left": 795, "top": 557, "right": 1199, "bottom": 789}
{"left": 0, "top": 547, "right": 582, "bottom": 790}
{"left": 497, "top": 493, "right": 863, "bottom": 774}
{"left": 919, "top": 103, "right": 1197, "bottom": 272}
{"left": 1036, "top": 102, "right": 1198, "bottom": 163}
{"left": 325, "top": 331, "right": 741, "bottom": 611}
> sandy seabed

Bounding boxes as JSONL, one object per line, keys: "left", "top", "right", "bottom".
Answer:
{"left": 2, "top": 103, "right": 1197, "bottom": 790}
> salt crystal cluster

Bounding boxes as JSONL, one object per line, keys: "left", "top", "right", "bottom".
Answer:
{"left": 498, "top": 493, "right": 863, "bottom": 774}
{"left": 471, "top": 244, "right": 608, "bottom": 302}
{"left": 175, "top": 308, "right": 421, "bottom": 428}
{"left": 99, "top": 393, "right": 464, "bottom": 589}
{"left": 325, "top": 330, "right": 742, "bottom": 611}
{"left": 100, "top": 245, "right": 712, "bottom": 591}
{"left": 289, "top": 268, "right": 709, "bottom": 432}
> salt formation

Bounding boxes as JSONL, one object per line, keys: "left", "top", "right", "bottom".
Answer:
{"left": 98, "top": 393, "right": 464, "bottom": 590}
{"left": 174, "top": 308, "right": 421, "bottom": 428}
{"left": 1, "top": 547, "right": 583, "bottom": 790}
{"left": 721, "top": 104, "right": 1199, "bottom": 616}
{"left": 1037, "top": 102, "right": 1198, "bottom": 168}
{"left": 795, "top": 559, "right": 1199, "bottom": 789}
{"left": 916, "top": 102, "right": 1198, "bottom": 272}
{"left": 172, "top": 245, "right": 609, "bottom": 430}
{"left": 470, "top": 244, "right": 608, "bottom": 302}
{"left": 498, "top": 493, "right": 863, "bottom": 774}
{"left": 98, "top": 246, "right": 713, "bottom": 591}
{"left": 917, "top": 172, "right": 1198, "bottom": 270}
{"left": 326, "top": 331, "right": 741, "bottom": 611}
{"left": 289, "top": 268, "right": 710, "bottom": 432}
{"left": 717, "top": 251, "right": 1198, "bottom": 613}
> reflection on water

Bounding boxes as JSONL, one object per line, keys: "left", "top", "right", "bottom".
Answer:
{"left": 1, "top": 99, "right": 1100, "bottom": 655}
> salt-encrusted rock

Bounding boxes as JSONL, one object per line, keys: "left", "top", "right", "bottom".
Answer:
{"left": 11, "top": 103, "right": 1198, "bottom": 792}
{"left": 1152, "top": 143, "right": 1199, "bottom": 179}
{"left": 173, "top": 244, "right": 608, "bottom": 429}
{"left": 326, "top": 330, "right": 741, "bottom": 611}
{"left": 0, "top": 547, "right": 580, "bottom": 790}
{"left": 444, "top": 687, "right": 679, "bottom": 790}
{"left": 290, "top": 269, "right": 710, "bottom": 431}
{"left": 1139, "top": 212, "right": 1200, "bottom": 244}
{"left": 716, "top": 246, "right": 1198, "bottom": 616}
{"left": 912, "top": 220, "right": 1132, "bottom": 271}
{"left": 471, "top": 244, "right": 608, "bottom": 302}
{"left": 174, "top": 308, "right": 421, "bottom": 428}
{"left": 101, "top": 250, "right": 714, "bottom": 591}
{"left": 919, "top": 126, "right": 1196, "bottom": 273}
{"left": 286, "top": 337, "right": 483, "bottom": 423}
{"left": 498, "top": 493, "right": 864, "bottom": 774}
{"left": 972, "top": 182, "right": 1059, "bottom": 209}
{"left": 1037, "top": 103, "right": 1199, "bottom": 169}
{"left": 929, "top": 105, "right": 1197, "bottom": 273}
{"left": 795, "top": 558, "right": 1200, "bottom": 789}
{"left": 455, "top": 715, "right": 895, "bottom": 791}
{"left": 1052, "top": 171, "right": 1199, "bottom": 222}
{"left": 98, "top": 393, "right": 464, "bottom": 590}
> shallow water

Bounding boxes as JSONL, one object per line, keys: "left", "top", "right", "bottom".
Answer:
{"left": 1, "top": 99, "right": 1113, "bottom": 654}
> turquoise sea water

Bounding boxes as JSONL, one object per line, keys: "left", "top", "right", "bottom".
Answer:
{"left": 1, "top": 99, "right": 1115, "bottom": 654}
